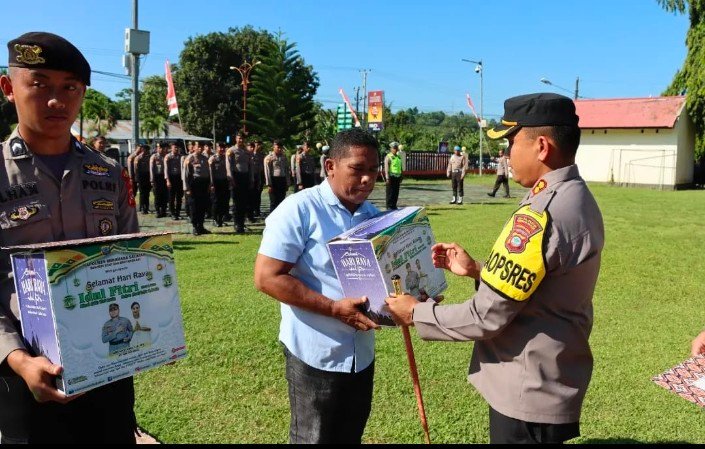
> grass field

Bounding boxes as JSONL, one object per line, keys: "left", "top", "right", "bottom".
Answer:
{"left": 133, "top": 177, "right": 705, "bottom": 444}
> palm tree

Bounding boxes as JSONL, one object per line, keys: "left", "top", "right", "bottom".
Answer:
{"left": 141, "top": 116, "right": 170, "bottom": 147}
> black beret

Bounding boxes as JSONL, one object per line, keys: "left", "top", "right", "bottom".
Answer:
{"left": 487, "top": 93, "right": 578, "bottom": 140}
{"left": 7, "top": 32, "right": 91, "bottom": 86}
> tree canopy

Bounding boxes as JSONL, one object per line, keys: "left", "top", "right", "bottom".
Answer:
{"left": 658, "top": 0, "right": 705, "bottom": 158}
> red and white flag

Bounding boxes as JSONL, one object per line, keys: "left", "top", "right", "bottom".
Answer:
{"left": 466, "top": 93, "right": 480, "bottom": 123}
{"left": 165, "top": 60, "right": 179, "bottom": 117}
{"left": 338, "top": 88, "right": 361, "bottom": 127}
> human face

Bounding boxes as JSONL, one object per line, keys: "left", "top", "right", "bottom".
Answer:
{"left": 273, "top": 143, "right": 281, "bottom": 155}
{"left": 131, "top": 304, "right": 140, "bottom": 319}
{"left": 171, "top": 144, "right": 179, "bottom": 155}
{"left": 218, "top": 145, "right": 225, "bottom": 155}
{"left": 1, "top": 68, "right": 86, "bottom": 141}
{"left": 235, "top": 135, "right": 243, "bottom": 146}
{"left": 109, "top": 307, "right": 119, "bottom": 319}
{"left": 327, "top": 145, "right": 379, "bottom": 213}
{"left": 94, "top": 138, "right": 106, "bottom": 151}
{"left": 505, "top": 129, "right": 542, "bottom": 188}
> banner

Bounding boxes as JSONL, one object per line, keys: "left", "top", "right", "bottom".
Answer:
{"left": 367, "top": 90, "right": 384, "bottom": 131}
{"left": 465, "top": 93, "right": 480, "bottom": 123}
{"left": 338, "top": 88, "right": 361, "bottom": 128}
{"left": 165, "top": 60, "right": 179, "bottom": 117}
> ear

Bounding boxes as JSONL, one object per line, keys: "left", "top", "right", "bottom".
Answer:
{"left": 536, "top": 135, "right": 552, "bottom": 163}
{"left": 0, "top": 75, "right": 15, "bottom": 102}
{"left": 324, "top": 157, "right": 335, "bottom": 176}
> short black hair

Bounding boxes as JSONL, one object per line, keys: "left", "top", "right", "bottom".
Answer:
{"left": 522, "top": 125, "right": 581, "bottom": 157}
{"left": 131, "top": 302, "right": 140, "bottom": 308}
{"left": 109, "top": 303, "right": 119, "bottom": 310}
{"left": 272, "top": 139, "right": 282, "bottom": 147}
{"left": 330, "top": 128, "right": 379, "bottom": 161}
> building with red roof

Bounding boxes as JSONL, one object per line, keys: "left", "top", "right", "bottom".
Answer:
{"left": 574, "top": 96, "right": 694, "bottom": 189}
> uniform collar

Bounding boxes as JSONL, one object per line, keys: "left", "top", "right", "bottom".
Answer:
{"left": 522, "top": 164, "right": 580, "bottom": 203}
{"left": 4, "top": 128, "right": 85, "bottom": 160}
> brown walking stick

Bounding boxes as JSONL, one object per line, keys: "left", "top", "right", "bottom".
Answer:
{"left": 391, "top": 275, "right": 431, "bottom": 444}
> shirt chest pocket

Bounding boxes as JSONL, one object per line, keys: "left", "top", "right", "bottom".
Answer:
{"left": 83, "top": 194, "right": 119, "bottom": 237}
{"left": 0, "top": 201, "right": 51, "bottom": 235}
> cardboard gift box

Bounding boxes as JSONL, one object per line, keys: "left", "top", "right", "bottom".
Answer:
{"left": 328, "top": 206, "right": 446, "bottom": 326}
{"left": 8, "top": 231, "right": 187, "bottom": 395}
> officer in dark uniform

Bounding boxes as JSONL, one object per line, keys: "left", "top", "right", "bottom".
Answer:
{"left": 226, "top": 134, "right": 253, "bottom": 234}
{"left": 209, "top": 142, "right": 229, "bottom": 227}
{"left": 126, "top": 146, "right": 141, "bottom": 201}
{"left": 164, "top": 142, "right": 184, "bottom": 220}
{"left": 150, "top": 143, "right": 168, "bottom": 218}
{"left": 183, "top": 143, "right": 211, "bottom": 235}
{"left": 133, "top": 144, "right": 151, "bottom": 214}
{"left": 0, "top": 31, "right": 139, "bottom": 444}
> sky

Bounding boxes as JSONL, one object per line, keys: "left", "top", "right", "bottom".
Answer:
{"left": 0, "top": 0, "right": 689, "bottom": 120}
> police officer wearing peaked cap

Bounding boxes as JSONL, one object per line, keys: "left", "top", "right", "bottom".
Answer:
{"left": 0, "top": 32, "right": 140, "bottom": 444}
{"left": 386, "top": 93, "right": 605, "bottom": 444}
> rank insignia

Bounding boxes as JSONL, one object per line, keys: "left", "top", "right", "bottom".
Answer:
{"left": 83, "top": 164, "right": 111, "bottom": 177}
{"left": 98, "top": 218, "right": 113, "bottom": 236}
{"left": 532, "top": 179, "right": 548, "bottom": 196}
{"left": 14, "top": 44, "right": 45, "bottom": 65}
{"left": 9, "top": 205, "right": 38, "bottom": 221}
{"left": 9, "top": 138, "right": 28, "bottom": 157}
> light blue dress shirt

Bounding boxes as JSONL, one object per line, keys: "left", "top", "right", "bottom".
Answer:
{"left": 259, "top": 179, "right": 380, "bottom": 373}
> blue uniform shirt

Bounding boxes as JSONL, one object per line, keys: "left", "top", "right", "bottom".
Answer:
{"left": 259, "top": 179, "right": 379, "bottom": 373}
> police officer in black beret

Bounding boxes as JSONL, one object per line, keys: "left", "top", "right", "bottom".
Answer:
{"left": 0, "top": 32, "right": 139, "bottom": 444}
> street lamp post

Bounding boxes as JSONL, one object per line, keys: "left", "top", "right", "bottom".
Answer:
{"left": 462, "top": 58, "right": 483, "bottom": 176}
{"left": 540, "top": 76, "right": 580, "bottom": 100}
{"left": 229, "top": 60, "right": 261, "bottom": 135}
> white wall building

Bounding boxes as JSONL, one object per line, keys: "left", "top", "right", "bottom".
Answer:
{"left": 574, "top": 96, "right": 694, "bottom": 189}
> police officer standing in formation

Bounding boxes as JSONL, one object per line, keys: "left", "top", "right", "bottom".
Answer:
{"left": 133, "top": 144, "right": 152, "bottom": 214}
{"left": 447, "top": 145, "right": 468, "bottom": 205}
{"left": 386, "top": 93, "right": 604, "bottom": 444}
{"left": 164, "top": 142, "right": 184, "bottom": 220}
{"left": 383, "top": 141, "right": 403, "bottom": 210}
{"left": 126, "top": 145, "right": 141, "bottom": 202}
{"left": 296, "top": 141, "right": 316, "bottom": 190}
{"left": 0, "top": 32, "right": 140, "bottom": 444}
{"left": 182, "top": 141, "right": 196, "bottom": 219}
{"left": 290, "top": 144, "right": 302, "bottom": 192}
{"left": 209, "top": 142, "right": 229, "bottom": 227}
{"left": 264, "top": 140, "right": 290, "bottom": 213}
{"left": 319, "top": 145, "right": 330, "bottom": 180}
{"left": 91, "top": 135, "right": 120, "bottom": 164}
{"left": 488, "top": 148, "right": 511, "bottom": 198}
{"left": 226, "top": 133, "right": 253, "bottom": 234}
{"left": 150, "top": 143, "right": 168, "bottom": 218}
{"left": 249, "top": 140, "right": 266, "bottom": 219}
{"left": 183, "top": 141, "right": 211, "bottom": 235}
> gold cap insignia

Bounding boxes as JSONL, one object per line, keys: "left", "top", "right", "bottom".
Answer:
{"left": 14, "top": 44, "right": 46, "bottom": 65}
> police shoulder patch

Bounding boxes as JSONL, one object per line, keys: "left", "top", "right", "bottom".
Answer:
{"left": 480, "top": 205, "right": 549, "bottom": 302}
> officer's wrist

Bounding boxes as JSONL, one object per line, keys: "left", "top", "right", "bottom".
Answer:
{"left": 6, "top": 349, "right": 32, "bottom": 375}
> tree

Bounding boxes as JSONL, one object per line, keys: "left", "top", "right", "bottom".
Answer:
{"left": 657, "top": 0, "right": 705, "bottom": 158}
{"left": 141, "top": 115, "right": 169, "bottom": 146}
{"left": 114, "top": 88, "right": 132, "bottom": 120}
{"left": 246, "top": 35, "right": 319, "bottom": 146}
{"left": 82, "top": 89, "right": 117, "bottom": 137}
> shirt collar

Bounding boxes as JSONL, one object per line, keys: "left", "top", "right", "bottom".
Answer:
{"left": 523, "top": 164, "right": 581, "bottom": 202}
{"left": 319, "top": 178, "right": 376, "bottom": 217}
{"left": 5, "top": 128, "right": 85, "bottom": 160}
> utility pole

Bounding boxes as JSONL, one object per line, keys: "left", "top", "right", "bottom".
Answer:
{"left": 354, "top": 86, "right": 361, "bottom": 117}
{"left": 574, "top": 77, "right": 580, "bottom": 100}
{"left": 360, "top": 69, "right": 370, "bottom": 128}
{"left": 130, "top": 0, "right": 139, "bottom": 153}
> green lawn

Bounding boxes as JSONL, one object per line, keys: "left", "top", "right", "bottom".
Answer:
{"left": 133, "top": 178, "right": 705, "bottom": 444}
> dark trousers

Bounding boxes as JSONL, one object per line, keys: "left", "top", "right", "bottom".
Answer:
{"left": 301, "top": 173, "right": 316, "bottom": 189}
{"left": 137, "top": 173, "right": 151, "bottom": 213}
{"left": 284, "top": 347, "right": 373, "bottom": 444}
{"left": 0, "top": 371, "right": 136, "bottom": 444}
{"left": 211, "top": 178, "right": 230, "bottom": 225}
{"left": 232, "top": 172, "right": 251, "bottom": 231}
{"left": 168, "top": 175, "right": 183, "bottom": 218}
{"left": 451, "top": 171, "right": 464, "bottom": 197}
{"left": 251, "top": 173, "right": 264, "bottom": 217}
{"left": 385, "top": 176, "right": 402, "bottom": 209}
{"left": 269, "top": 177, "right": 288, "bottom": 213}
{"left": 491, "top": 175, "right": 510, "bottom": 197}
{"left": 153, "top": 178, "right": 168, "bottom": 216}
{"left": 489, "top": 406, "right": 579, "bottom": 444}
{"left": 189, "top": 178, "right": 210, "bottom": 229}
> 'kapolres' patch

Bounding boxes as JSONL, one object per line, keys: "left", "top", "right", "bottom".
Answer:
{"left": 83, "top": 164, "right": 111, "bottom": 177}
{"left": 480, "top": 205, "right": 549, "bottom": 302}
{"left": 9, "top": 205, "right": 39, "bottom": 221}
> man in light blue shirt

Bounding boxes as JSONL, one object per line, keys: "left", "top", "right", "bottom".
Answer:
{"left": 255, "top": 128, "right": 381, "bottom": 444}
